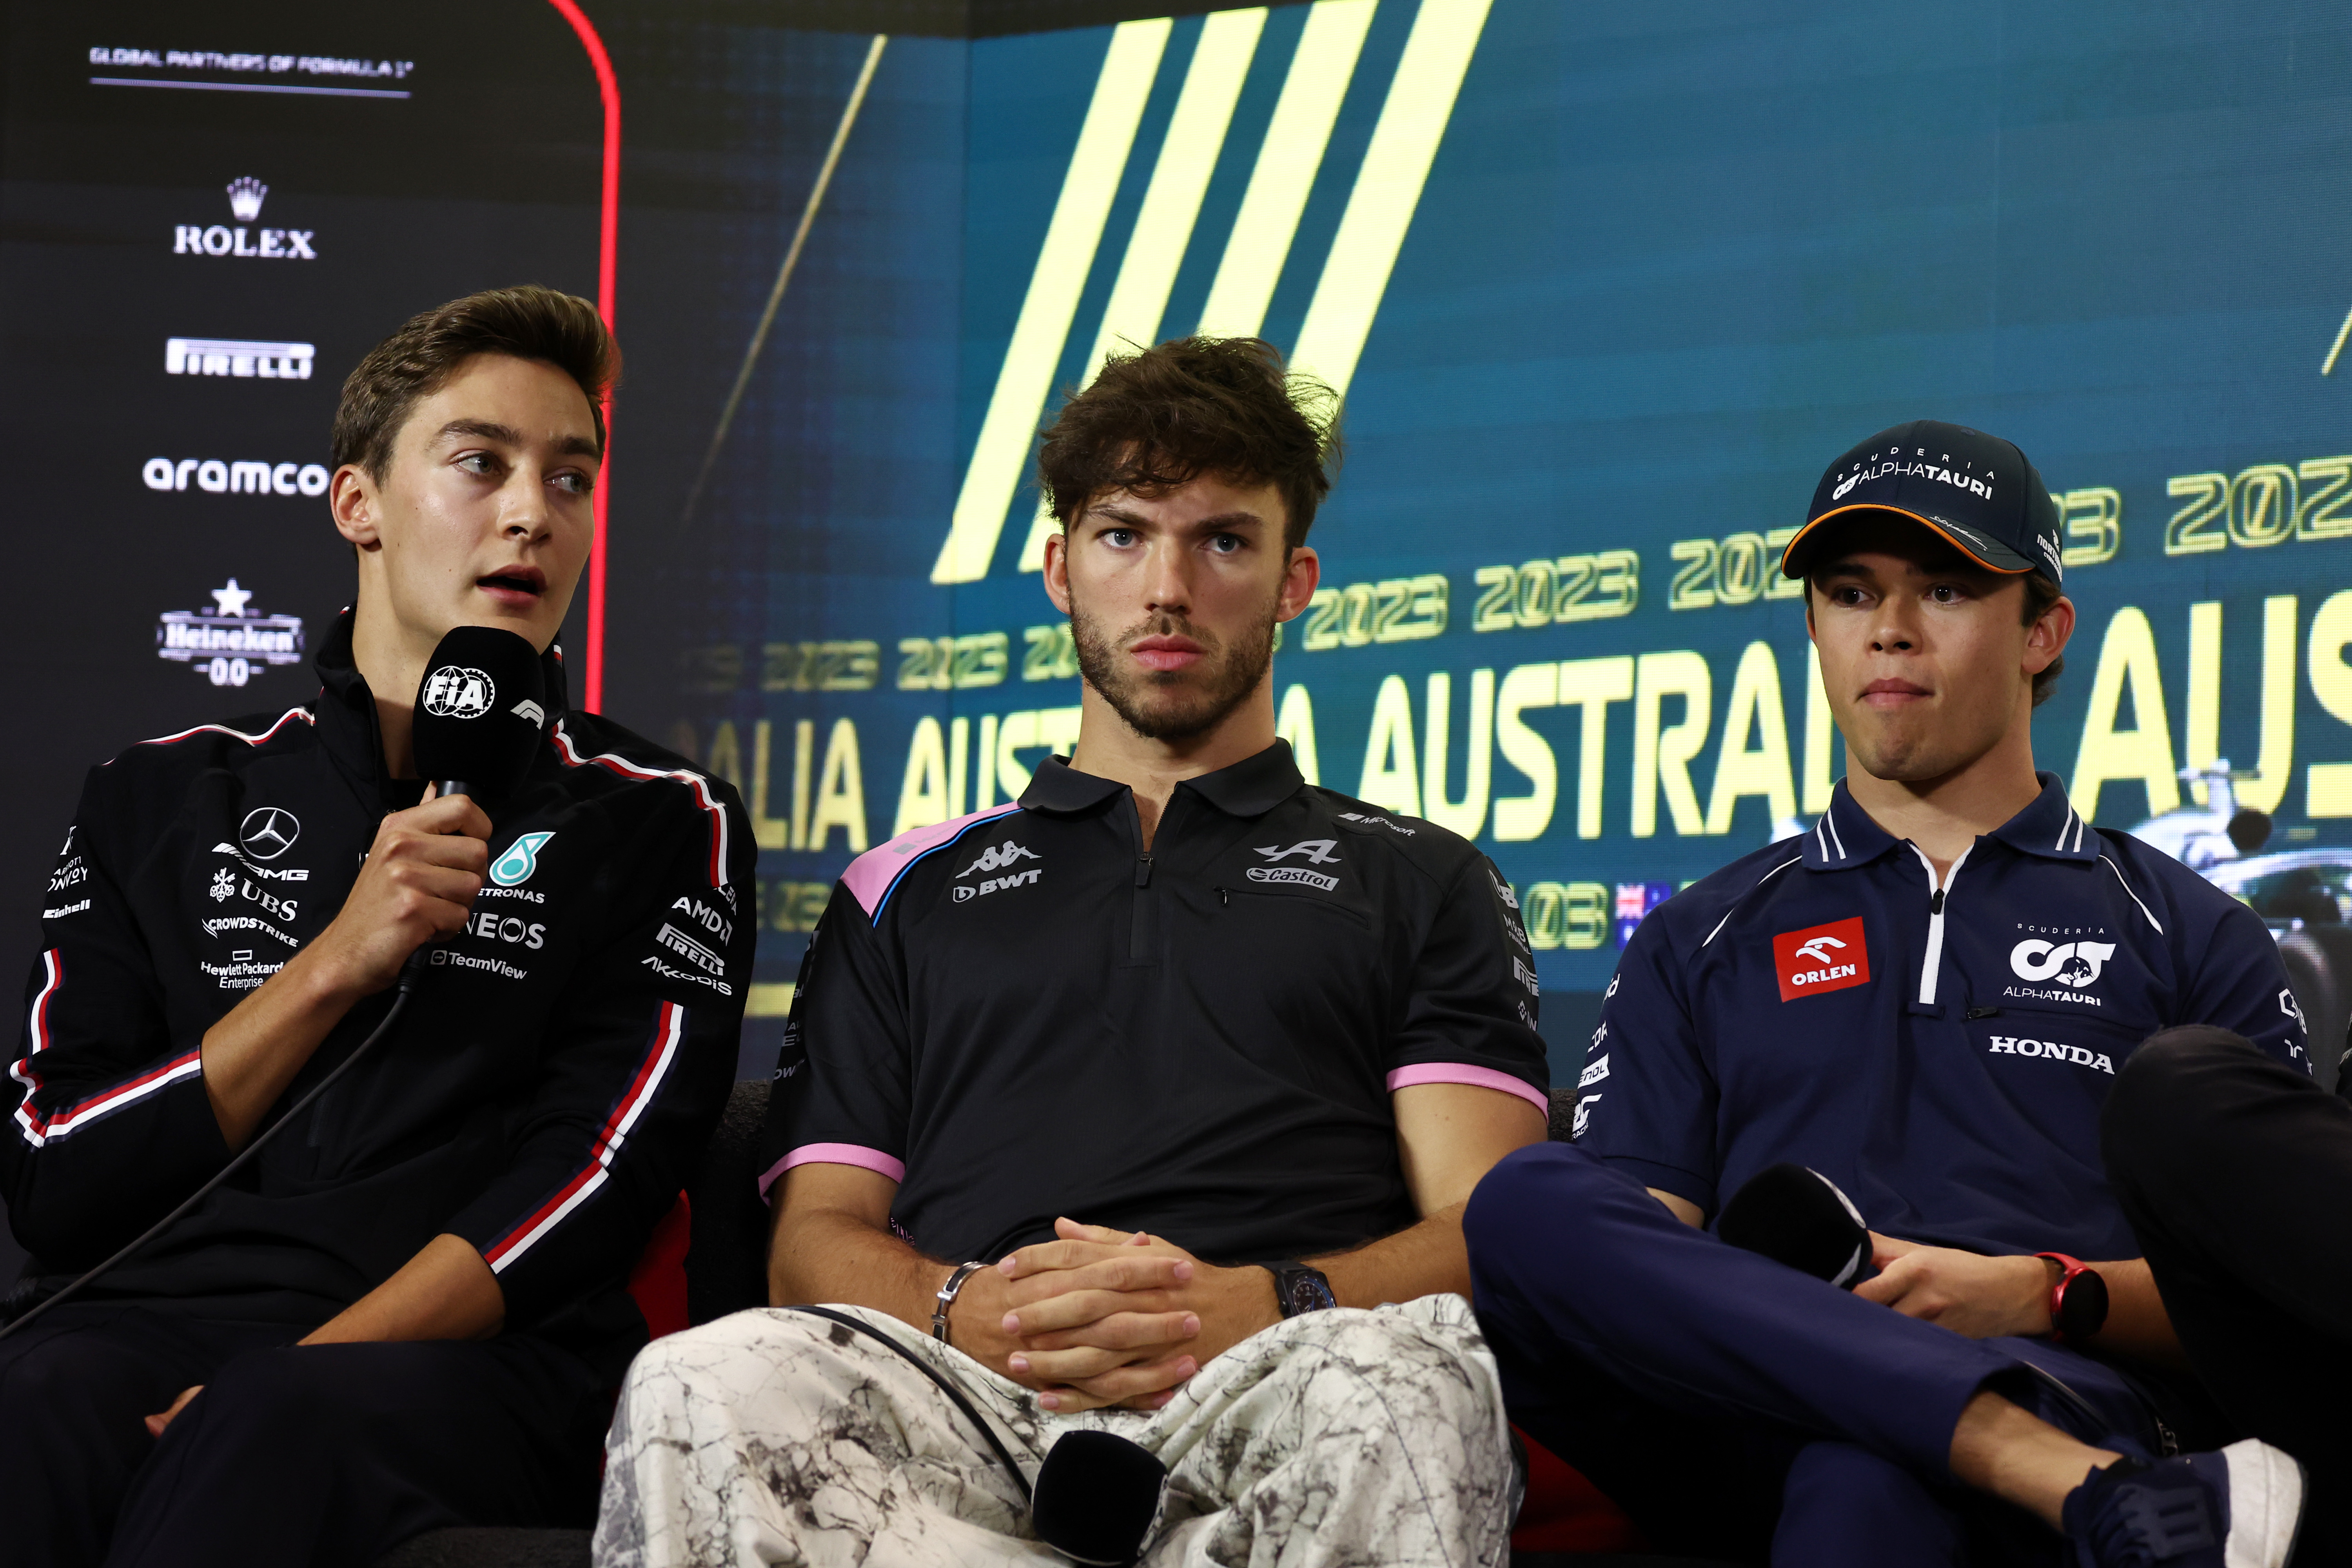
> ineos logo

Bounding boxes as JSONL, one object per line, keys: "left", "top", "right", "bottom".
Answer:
{"left": 238, "top": 807, "right": 300, "bottom": 860}
{"left": 421, "top": 666, "right": 495, "bottom": 719}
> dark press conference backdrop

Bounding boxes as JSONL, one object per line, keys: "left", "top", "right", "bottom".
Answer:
{"left": 9, "top": 0, "right": 2352, "bottom": 1100}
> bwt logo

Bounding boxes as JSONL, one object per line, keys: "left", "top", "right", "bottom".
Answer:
{"left": 1772, "top": 916, "right": 1871, "bottom": 1002}
{"left": 954, "top": 868, "right": 1041, "bottom": 902}
{"left": 2009, "top": 938, "right": 2116, "bottom": 990}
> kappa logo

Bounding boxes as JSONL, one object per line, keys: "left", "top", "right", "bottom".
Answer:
{"left": 1772, "top": 916, "right": 1871, "bottom": 1002}
{"left": 238, "top": 806, "right": 300, "bottom": 860}
{"left": 489, "top": 832, "right": 554, "bottom": 887}
{"left": 2009, "top": 939, "right": 2116, "bottom": 991}
{"left": 1255, "top": 839, "right": 1341, "bottom": 866}
{"left": 958, "top": 840, "right": 1041, "bottom": 878}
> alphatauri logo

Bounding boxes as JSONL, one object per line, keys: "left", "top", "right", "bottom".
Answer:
{"left": 2009, "top": 938, "right": 2116, "bottom": 991}
{"left": 1772, "top": 916, "right": 1870, "bottom": 1003}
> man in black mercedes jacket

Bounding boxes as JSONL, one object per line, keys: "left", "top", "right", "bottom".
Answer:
{"left": 0, "top": 286, "right": 754, "bottom": 1567}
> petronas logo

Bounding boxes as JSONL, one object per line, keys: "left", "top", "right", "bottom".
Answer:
{"left": 931, "top": 0, "right": 1496, "bottom": 584}
{"left": 490, "top": 832, "right": 555, "bottom": 888}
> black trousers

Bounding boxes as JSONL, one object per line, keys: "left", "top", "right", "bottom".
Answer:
{"left": 0, "top": 1302, "right": 610, "bottom": 1568}
{"left": 2102, "top": 1024, "right": 2352, "bottom": 1561}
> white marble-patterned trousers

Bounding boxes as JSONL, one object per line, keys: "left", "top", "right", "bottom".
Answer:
{"left": 592, "top": 1293, "right": 1518, "bottom": 1568}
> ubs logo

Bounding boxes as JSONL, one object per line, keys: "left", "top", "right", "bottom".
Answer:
{"left": 238, "top": 806, "right": 300, "bottom": 860}
{"left": 421, "top": 666, "right": 495, "bottom": 718}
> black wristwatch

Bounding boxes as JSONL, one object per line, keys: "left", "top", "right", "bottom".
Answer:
{"left": 1261, "top": 1262, "right": 1337, "bottom": 1318}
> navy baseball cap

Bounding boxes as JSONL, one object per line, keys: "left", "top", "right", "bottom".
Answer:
{"left": 1780, "top": 419, "right": 2065, "bottom": 586}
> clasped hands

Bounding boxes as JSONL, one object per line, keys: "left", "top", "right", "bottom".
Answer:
{"left": 951, "top": 1218, "right": 1282, "bottom": 1414}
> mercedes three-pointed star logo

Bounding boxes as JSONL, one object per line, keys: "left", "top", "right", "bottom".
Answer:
{"left": 238, "top": 806, "right": 301, "bottom": 861}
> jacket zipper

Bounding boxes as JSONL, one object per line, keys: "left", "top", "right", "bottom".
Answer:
{"left": 1130, "top": 845, "right": 1153, "bottom": 961}
{"left": 1909, "top": 844, "right": 1970, "bottom": 1005}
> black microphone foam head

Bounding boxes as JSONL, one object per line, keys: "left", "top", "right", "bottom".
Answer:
{"left": 410, "top": 625, "right": 550, "bottom": 801}
{"left": 1715, "top": 1162, "right": 1870, "bottom": 1289}
{"left": 1031, "top": 1429, "right": 1166, "bottom": 1566}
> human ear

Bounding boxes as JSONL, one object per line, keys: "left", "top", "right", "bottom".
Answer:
{"left": 2023, "top": 594, "right": 2075, "bottom": 675}
{"left": 1041, "top": 528, "right": 1073, "bottom": 615}
{"left": 1276, "top": 545, "right": 1320, "bottom": 621}
{"left": 329, "top": 465, "right": 381, "bottom": 552}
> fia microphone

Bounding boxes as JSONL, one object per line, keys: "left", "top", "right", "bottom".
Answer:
{"left": 400, "top": 626, "right": 552, "bottom": 992}
{"left": 1716, "top": 1163, "right": 1871, "bottom": 1288}
{"left": 1031, "top": 1430, "right": 1168, "bottom": 1566}
{"left": 410, "top": 624, "right": 551, "bottom": 804}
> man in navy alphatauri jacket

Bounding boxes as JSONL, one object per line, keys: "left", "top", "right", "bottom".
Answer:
{"left": 0, "top": 287, "right": 753, "bottom": 1567}
{"left": 1468, "top": 421, "right": 2311, "bottom": 1568}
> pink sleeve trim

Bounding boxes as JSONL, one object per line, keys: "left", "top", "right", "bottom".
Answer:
{"left": 841, "top": 803, "right": 1023, "bottom": 916}
{"left": 1385, "top": 1063, "right": 1550, "bottom": 1112}
{"left": 758, "top": 1143, "right": 907, "bottom": 1201}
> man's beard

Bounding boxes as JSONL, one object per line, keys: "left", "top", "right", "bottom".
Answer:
{"left": 1069, "top": 591, "right": 1279, "bottom": 743}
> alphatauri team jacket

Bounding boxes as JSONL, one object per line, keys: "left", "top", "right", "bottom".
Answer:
{"left": 1, "top": 613, "right": 754, "bottom": 1378}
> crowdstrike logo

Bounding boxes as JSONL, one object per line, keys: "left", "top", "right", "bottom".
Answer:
{"left": 1772, "top": 916, "right": 1871, "bottom": 1002}
{"left": 172, "top": 176, "right": 316, "bottom": 261}
{"left": 157, "top": 579, "right": 305, "bottom": 688}
{"left": 143, "top": 457, "right": 330, "bottom": 496}
{"left": 167, "top": 337, "right": 314, "bottom": 380}
{"left": 957, "top": 840, "right": 1041, "bottom": 878}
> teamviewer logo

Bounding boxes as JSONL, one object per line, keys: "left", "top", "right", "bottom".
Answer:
{"left": 1771, "top": 916, "right": 1871, "bottom": 1003}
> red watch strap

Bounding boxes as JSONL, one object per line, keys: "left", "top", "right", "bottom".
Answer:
{"left": 2035, "top": 1251, "right": 2088, "bottom": 1339}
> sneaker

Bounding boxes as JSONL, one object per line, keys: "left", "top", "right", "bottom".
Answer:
{"left": 2064, "top": 1439, "right": 2305, "bottom": 1567}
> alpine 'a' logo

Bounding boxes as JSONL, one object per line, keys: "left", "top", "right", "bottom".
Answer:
{"left": 421, "top": 665, "right": 495, "bottom": 718}
{"left": 957, "top": 840, "right": 1040, "bottom": 878}
{"left": 1255, "top": 839, "right": 1341, "bottom": 865}
{"left": 1772, "top": 916, "right": 1870, "bottom": 1002}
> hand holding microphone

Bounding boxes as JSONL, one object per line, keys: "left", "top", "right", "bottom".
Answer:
{"left": 307, "top": 793, "right": 490, "bottom": 1000}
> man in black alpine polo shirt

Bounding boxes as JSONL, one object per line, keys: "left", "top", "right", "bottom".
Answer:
{"left": 597, "top": 338, "right": 1550, "bottom": 1567}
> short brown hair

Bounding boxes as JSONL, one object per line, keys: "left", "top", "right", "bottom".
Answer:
{"left": 332, "top": 286, "right": 618, "bottom": 481}
{"left": 1037, "top": 336, "right": 1340, "bottom": 548}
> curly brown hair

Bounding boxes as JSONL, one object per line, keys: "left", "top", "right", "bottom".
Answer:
{"left": 332, "top": 285, "right": 618, "bottom": 482}
{"left": 1036, "top": 336, "right": 1341, "bottom": 548}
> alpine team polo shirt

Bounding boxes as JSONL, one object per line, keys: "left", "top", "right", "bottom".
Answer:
{"left": 758, "top": 739, "right": 1550, "bottom": 1265}
{"left": 1576, "top": 773, "right": 2305, "bottom": 1261}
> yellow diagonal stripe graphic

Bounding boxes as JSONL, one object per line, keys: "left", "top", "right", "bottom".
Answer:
{"left": 931, "top": 18, "right": 1172, "bottom": 586}
{"left": 1196, "top": 0, "right": 1378, "bottom": 340}
{"left": 1016, "top": 7, "right": 1269, "bottom": 572}
{"left": 1293, "top": 0, "right": 1493, "bottom": 398}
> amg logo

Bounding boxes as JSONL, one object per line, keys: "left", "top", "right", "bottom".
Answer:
{"left": 952, "top": 868, "right": 1042, "bottom": 902}
{"left": 1247, "top": 866, "right": 1338, "bottom": 891}
{"left": 655, "top": 923, "right": 726, "bottom": 975}
{"left": 1987, "top": 1035, "right": 2114, "bottom": 1074}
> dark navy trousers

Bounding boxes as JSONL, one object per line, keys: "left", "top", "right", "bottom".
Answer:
{"left": 1467, "top": 1144, "right": 2184, "bottom": 1566}
{"left": 0, "top": 1301, "right": 609, "bottom": 1567}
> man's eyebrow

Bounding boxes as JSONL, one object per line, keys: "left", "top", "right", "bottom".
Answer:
{"left": 1082, "top": 501, "right": 1268, "bottom": 530}
{"left": 434, "top": 418, "right": 601, "bottom": 460}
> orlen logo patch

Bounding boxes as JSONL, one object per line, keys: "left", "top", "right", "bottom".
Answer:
{"left": 1772, "top": 916, "right": 1870, "bottom": 1003}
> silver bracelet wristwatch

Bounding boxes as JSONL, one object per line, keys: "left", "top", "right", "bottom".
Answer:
{"left": 932, "top": 1260, "right": 988, "bottom": 1345}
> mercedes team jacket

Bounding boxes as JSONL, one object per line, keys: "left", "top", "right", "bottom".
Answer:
{"left": 2, "top": 612, "right": 754, "bottom": 1377}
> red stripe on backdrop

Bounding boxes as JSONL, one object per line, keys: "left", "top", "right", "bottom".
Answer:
{"left": 546, "top": 0, "right": 621, "bottom": 713}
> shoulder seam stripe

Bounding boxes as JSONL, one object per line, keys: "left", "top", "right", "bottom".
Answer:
{"left": 871, "top": 804, "right": 1025, "bottom": 920}
{"left": 2099, "top": 854, "right": 2165, "bottom": 934}
{"left": 1702, "top": 855, "right": 1804, "bottom": 947}
{"left": 134, "top": 707, "right": 314, "bottom": 750}
{"left": 552, "top": 720, "right": 732, "bottom": 889}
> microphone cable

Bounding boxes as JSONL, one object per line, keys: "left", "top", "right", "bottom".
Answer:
{"left": 0, "top": 964, "right": 425, "bottom": 1342}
